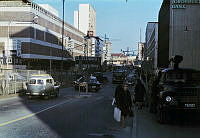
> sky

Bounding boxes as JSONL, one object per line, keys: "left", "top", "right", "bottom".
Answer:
{"left": 34, "top": 0, "right": 162, "bottom": 54}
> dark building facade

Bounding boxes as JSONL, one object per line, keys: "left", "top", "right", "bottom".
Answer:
{"left": 158, "top": 0, "right": 170, "bottom": 68}
{"left": 158, "top": 0, "right": 200, "bottom": 70}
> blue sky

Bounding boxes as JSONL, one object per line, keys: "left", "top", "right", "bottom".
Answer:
{"left": 34, "top": 0, "right": 162, "bottom": 53}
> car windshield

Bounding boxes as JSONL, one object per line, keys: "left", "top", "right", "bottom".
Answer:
{"left": 89, "top": 78, "right": 97, "bottom": 83}
{"left": 166, "top": 73, "right": 185, "bottom": 82}
{"left": 113, "top": 72, "right": 123, "bottom": 76}
{"left": 166, "top": 71, "right": 200, "bottom": 84}
{"left": 29, "top": 79, "right": 36, "bottom": 84}
{"left": 37, "top": 79, "right": 44, "bottom": 85}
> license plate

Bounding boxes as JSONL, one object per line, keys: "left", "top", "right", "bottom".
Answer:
{"left": 185, "top": 104, "right": 195, "bottom": 108}
{"left": 33, "top": 93, "right": 40, "bottom": 95}
{"left": 92, "top": 86, "right": 96, "bottom": 88}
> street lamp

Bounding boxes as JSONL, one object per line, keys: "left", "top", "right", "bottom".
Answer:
{"left": 60, "top": 0, "right": 65, "bottom": 84}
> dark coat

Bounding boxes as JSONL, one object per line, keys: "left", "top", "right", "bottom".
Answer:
{"left": 115, "top": 85, "right": 132, "bottom": 117}
{"left": 134, "top": 79, "right": 145, "bottom": 102}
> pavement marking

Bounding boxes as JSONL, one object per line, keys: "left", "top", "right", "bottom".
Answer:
{"left": 0, "top": 99, "right": 72, "bottom": 127}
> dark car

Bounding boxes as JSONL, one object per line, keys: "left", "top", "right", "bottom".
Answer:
{"left": 124, "top": 75, "right": 135, "bottom": 86}
{"left": 73, "top": 76, "right": 85, "bottom": 91}
{"left": 112, "top": 70, "right": 126, "bottom": 84}
{"left": 87, "top": 76, "right": 102, "bottom": 92}
{"left": 93, "top": 72, "right": 108, "bottom": 83}
{"left": 73, "top": 76, "right": 101, "bottom": 92}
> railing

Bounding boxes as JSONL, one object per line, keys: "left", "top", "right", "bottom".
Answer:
{"left": 0, "top": 69, "right": 75, "bottom": 96}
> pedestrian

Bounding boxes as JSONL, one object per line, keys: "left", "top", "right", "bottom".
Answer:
{"left": 134, "top": 78, "right": 145, "bottom": 109}
{"left": 114, "top": 84, "right": 133, "bottom": 128}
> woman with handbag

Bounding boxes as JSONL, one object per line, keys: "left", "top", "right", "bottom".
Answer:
{"left": 115, "top": 83, "right": 133, "bottom": 128}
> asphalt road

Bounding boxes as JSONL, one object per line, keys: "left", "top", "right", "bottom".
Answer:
{"left": 0, "top": 72, "right": 133, "bottom": 138}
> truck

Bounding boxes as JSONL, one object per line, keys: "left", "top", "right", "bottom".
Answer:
{"left": 148, "top": 55, "right": 200, "bottom": 123}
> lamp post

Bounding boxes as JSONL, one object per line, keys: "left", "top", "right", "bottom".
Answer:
{"left": 60, "top": 0, "right": 65, "bottom": 84}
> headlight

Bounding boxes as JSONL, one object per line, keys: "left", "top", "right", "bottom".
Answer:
{"left": 166, "top": 96, "right": 172, "bottom": 102}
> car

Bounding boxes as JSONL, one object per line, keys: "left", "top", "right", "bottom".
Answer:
{"left": 93, "top": 72, "right": 108, "bottom": 83}
{"left": 149, "top": 56, "right": 200, "bottom": 123}
{"left": 73, "top": 76, "right": 85, "bottom": 90}
{"left": 26, "top": 74, "right": 60, "bottom": 99}
{"left": 124, "top": 75, "right": 135, "bottom": 86}
{"left": 112, "top": 70, "right": 126, "bottom": 84}
{"left": 87, "top": 76, "right": 102, "bottom": 92}
{"left": 73, "top": 76, "right": 102, "bottom": 92}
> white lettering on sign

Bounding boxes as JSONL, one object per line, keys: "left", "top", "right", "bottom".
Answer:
{"left": 173, "top": 0, "right": 200, "bottom": 4}
{"left": 172, "top": 4, "right": 186, "bottom": 9}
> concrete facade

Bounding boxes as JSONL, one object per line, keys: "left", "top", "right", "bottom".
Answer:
{"left": 158, "top": 0, "right": 200, "bottom": 70}
{"left": 138, "top": 42, "right": 145, "bottom": 61}
{"left": 74, "top": 4, "right": 96, "bottom": 36}
{"left": 0, "top": 0, "right": 85, "bottom": 70}
{"left": 145, "top": 22, "right": 158, "bottom": 70}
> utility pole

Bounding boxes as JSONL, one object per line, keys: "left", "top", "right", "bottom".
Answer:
{"left": 61, "top": 0, "right": 65, "bottom": 84}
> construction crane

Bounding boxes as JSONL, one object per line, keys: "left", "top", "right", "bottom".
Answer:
{"left": 99, "top": 34, "right": 121, "bottom": 42}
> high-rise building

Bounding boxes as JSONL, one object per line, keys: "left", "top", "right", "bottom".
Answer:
{"left": 158, "top": 0, "right": 200, "bottom": 70}
{"left": 104, "top": 40, "right": 112, "bottom": 61}
{"left": 138, "top": 42, "right": 145, "bottom": 61}
{"left": 38, "top": 4, "right": 59, "bottom": 17}
{"left": 74, "top": 4, "right": 96, "bottom": 36}
{"left": 145, "top": 22, "right": 158, "bottom": 70}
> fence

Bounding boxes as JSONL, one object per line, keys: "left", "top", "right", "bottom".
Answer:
{"left": 0, "top": 69, "right": 74, "bottom": 96}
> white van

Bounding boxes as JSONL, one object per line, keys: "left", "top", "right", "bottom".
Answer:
{"left": 26, "top": 74, "right": 60, "bottom": 99}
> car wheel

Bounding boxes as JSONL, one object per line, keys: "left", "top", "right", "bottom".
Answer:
{"left": 28, "top": 95, "right": 32, "bottom": 99}
{"left": 44, "top": 92, "right": 50, "bottom": 100}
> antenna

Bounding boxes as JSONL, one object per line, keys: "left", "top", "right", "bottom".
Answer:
{"left": 140, "top": 28, "right": 141, "bottom": 43}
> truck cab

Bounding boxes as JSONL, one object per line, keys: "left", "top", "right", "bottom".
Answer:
{"left": 153, "top": 56, "right": 200, "bottom": 123}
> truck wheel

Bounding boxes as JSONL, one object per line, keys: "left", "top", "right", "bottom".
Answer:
{"left": 157, "top": 109, "right": 167, "bottom": 124}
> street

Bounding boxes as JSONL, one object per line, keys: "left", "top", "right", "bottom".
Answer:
{"left": 0, "top": 72, "right": 133, "bottom": 138}
{"left": 1, "top": 72, "right": 200, "bottom": 138}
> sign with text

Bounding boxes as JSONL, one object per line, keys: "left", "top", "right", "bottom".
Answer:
{"left": 172, "top": 0, "right": 200, "bottom": 9}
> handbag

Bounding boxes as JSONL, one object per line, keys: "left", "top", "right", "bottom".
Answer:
{"left": 114, "top": 107, "right": 121, "bottom": 122}
{"left": 112, "top": 98, "right": 116, "bottom": 106}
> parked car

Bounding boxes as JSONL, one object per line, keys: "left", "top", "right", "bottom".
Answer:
{"left": 26, "top": 74, "right": 60, "bottom": 99}
{"left": 73, "top": 76, "right": 102, "bottom": 92}
{"left": 93, "top": 72, "right": 108, "bottom": 83}
{"left": 73, "top": 76, "right": 85, "bottom": 90}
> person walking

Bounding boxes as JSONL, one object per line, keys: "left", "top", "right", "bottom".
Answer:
{"left": 134, "top": 78, "right": 145, "bottom": 109}
{"left": 115, "top": 84, "right": 133, "bottom": 128}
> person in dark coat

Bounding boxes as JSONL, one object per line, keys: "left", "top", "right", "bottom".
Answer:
{"left": 115, "top": 84, "right": 132, "bottom": 128}
{"left": 134, "top": 78, "right": 145, "bottom": 109}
